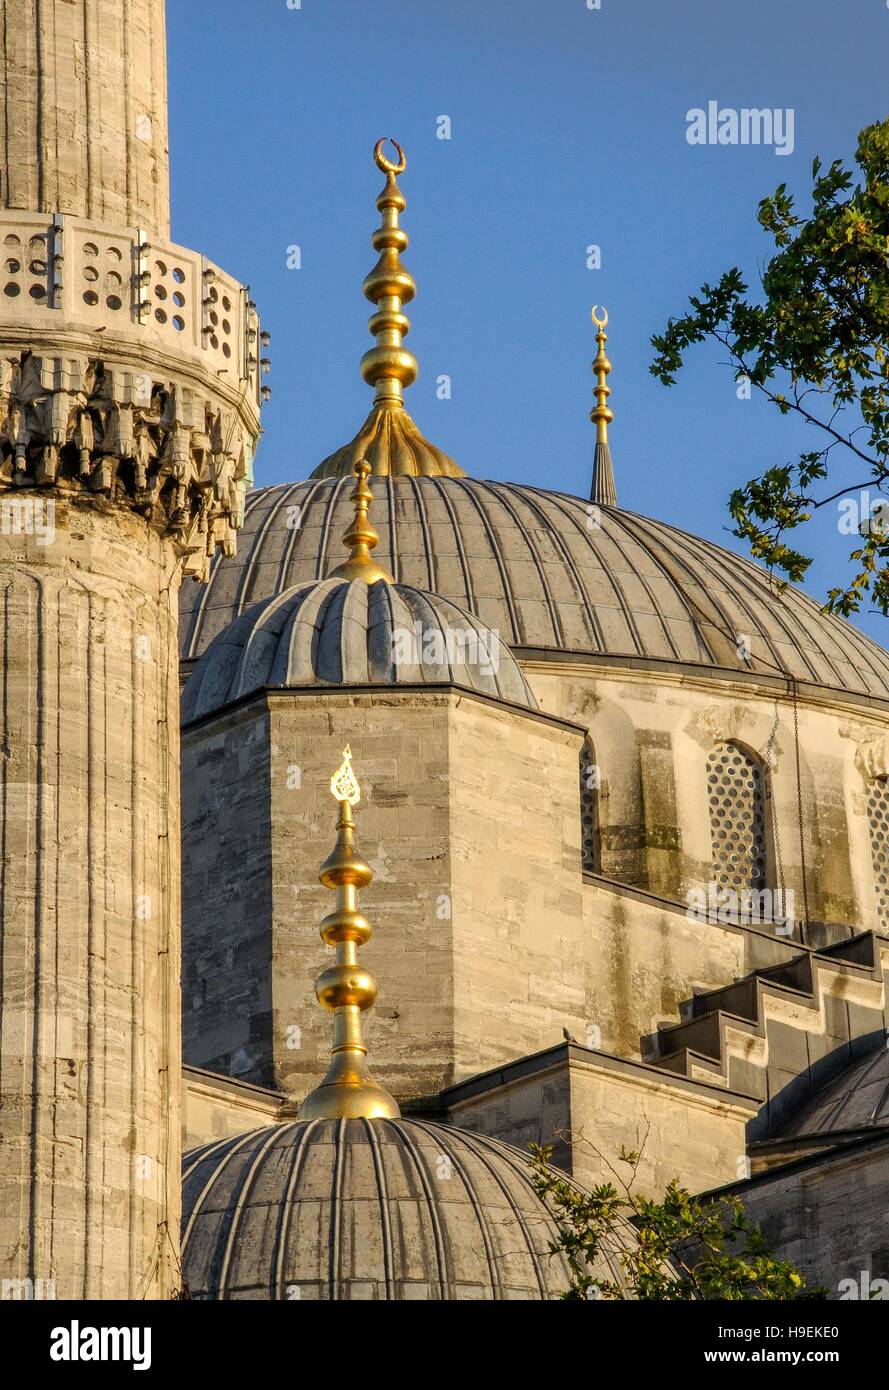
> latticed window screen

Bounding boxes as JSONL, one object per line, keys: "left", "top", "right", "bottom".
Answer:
{"left": 706, "top": 742, "right": 767, "bottom": 892}
{"left": 866, "top": 778, "right": 889, "bottom": 929}
{"left": 580, "top": 741, "right": 600, "bottom": 873}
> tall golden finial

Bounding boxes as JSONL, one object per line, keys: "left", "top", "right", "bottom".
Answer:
{"left": 311, "top": 140, "right": 464, "bottom": 478}
{"left": 328, "top": 459, "right": 395, "bottom": 583}
{"left": 590, "top": 306, "right": 618, "bottom": 508}
{"left": 297, "top": 748, "right": 400, "bottom": 1121}
{"left": 360, "top": 139, "right": 417, "bottom": 410}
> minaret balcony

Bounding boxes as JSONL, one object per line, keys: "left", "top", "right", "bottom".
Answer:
{"left": 0, "top": 209, "right": 263, "bottom": 420}
{"left": 0, "top": 210, "right": 266, "bottom": 579}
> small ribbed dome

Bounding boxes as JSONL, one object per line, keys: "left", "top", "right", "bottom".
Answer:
{"left": 180, "top": 477, "right": 889, "bottom": 701}
{"left": 182, "top": 1117, "right": 612, "bottom": 1300}
{"left": 782, "top": 1045, "right": 889, "bottom": 1137}
{"left": 181, "top": 575, "right": 538, "bottom": 723}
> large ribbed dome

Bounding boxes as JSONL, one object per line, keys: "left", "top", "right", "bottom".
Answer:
{"left": 179, "top": 477, "right": 889, "bottom": 699}
{"left": 782, "top": 1045, "right": 889, "bottom": 1137}
{"left": 181, "top": 1117, "right": 604, "bottom": 1300}
{"left": 181, "top": 573, "right": 538, "bottom": 723}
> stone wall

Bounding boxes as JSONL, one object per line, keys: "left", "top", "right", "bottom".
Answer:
{"left": 528, "top": 660, "right": 889, "bottom": 940}
{"left": 182, "top": 1066, "right": 283, "bottom": 1153}
{"left": 0, "top": 501, "right": 182, "bottom": 1298}
{"left": 447, "top": 696, "right": 587, "bottom": 1076}
{"left": 441, "top": 1045, "right": 755, "bottom": 1196}
{"left": 181, "top": 669, "right": 889, "bottom": 1109}
{"left": 717, "top": 1135, "right": 889, "bottom": 1296}
{"left": 181, "top": 701, "right": 274, "bottom": 1084}
{"left": 584, "top": 878, "right": 751, "bottom": 1060}
{"left": 181, "top": 687, "right": 588, "bottom": 1105}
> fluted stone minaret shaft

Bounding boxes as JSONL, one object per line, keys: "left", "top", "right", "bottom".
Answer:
{"left": 0, "top": 0, "right": 264, "bottom": 1298}
{"left": 0, "top": 0, "right": 170, "bottom": 238}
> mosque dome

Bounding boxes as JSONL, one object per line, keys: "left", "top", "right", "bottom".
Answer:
{"left": 179, "top": 613, "right": 639, "bottom": 1306}
{"left": 180, "top": 141, "right": 889, "bottom": 704}
{"left": 781, "top": 1045, "right": 889, "bottom": 1137}
{"left": 180, "top": 1116, "right": 595, "bottom": 1300}
{"left": 181, "top": 570, "right": 538, "bottom": 723}
{"left": 180, "top": 475, "right": 889, "bottom": 701}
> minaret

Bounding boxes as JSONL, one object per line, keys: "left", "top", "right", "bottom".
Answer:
{"left": 0, "top": 0, "right": 171, "bottom": 238}
{"left": 590, "top": 305, "right": 617, "bottom": 508}
{"left": 312, "top": 139, "right": 463, "bottom": 479}
{"left": 298, "top": 747, "right": 400, "bottom": 1120}
{"left": 0, "top": 3, "right": 264, "bottom": 1298}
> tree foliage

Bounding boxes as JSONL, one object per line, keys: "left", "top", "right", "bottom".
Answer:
{"left": 530, "top": 1143, "right": 823, "bottom": 1301}
{"left": 651, "top": 117, "right": 889, "bottom": 616}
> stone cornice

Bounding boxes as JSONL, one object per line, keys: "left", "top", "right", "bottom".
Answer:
{"left": 408, "top": 1040, "right": 760, "bottom": 1117}
{"left": 180, "top": 680, "right": 589, "bottom": 736}
{"left": 517, "top": 647, "right": 889, "bottom": 722}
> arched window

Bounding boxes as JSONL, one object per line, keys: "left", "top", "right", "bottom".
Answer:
{"left": 580, "top": 739, "right": 600, "bottom": 874}
{"left": 866, "top": 778, "right": 889, "bottom": 930}
{"left": 706, "top": 742, "right": 767, "bottom": 894}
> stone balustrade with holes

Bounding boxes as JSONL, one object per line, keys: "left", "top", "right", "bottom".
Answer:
{"left": 0, "top": 211, "right": 266, "bottom": 579}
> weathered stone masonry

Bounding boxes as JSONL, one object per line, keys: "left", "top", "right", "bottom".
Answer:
{"left": 0, "top": 0, "right": 263, "bottom": 1298}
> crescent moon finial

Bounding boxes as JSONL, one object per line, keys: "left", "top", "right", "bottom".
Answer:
{"left": 590, "top": 305, "right": 615, "bottom": 463}
{"left": 374, "top": 137, "right": 407, "bottom": 176}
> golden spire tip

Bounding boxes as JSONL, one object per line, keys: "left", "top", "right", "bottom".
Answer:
{"left": 360, "top": 138, "right": 418, "bottom": 410}
{"left": 373, "top": 137, "right": 407, "bottom": 176}
{"left": 331, "top": 744, "right": 361, "bottom": 806}
{"left": 309, "top": 141, "right": 466, "bottom": 480}
{"left": 590, "top": 306, "right": 618, "bottom": 508}
{"left": 328, "top": 458, "right": 395, "bottom": 583}
{"left": 298, "top": 748, "right": 400, "bottom": 1122}
{"left": 590, "top": 305, "right": 613, "bottom": 445}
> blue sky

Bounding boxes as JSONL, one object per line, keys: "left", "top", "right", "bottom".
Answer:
{"left": 168, "top": 0, "right": 889, "bottom": 642}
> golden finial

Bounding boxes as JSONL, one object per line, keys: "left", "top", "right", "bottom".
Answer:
{"left": 310, "top": 140, "right": 464, "bottom": 478}
{"left": 590, "top": 306, "right": 613, "bottom": 446}
{"left": 298, "top": 748, "right": 400, "bottom": 1121}
{"left": 360, "top": 138, "right": 418, "bottom": 410}
{"left": 327, "top": 459, "right": 395, "bottom": 583}
{"left": 590, "top": 306, "right": 618, "bottom": 508}
{"left": 330, "top": 745, "right": 361, "bottom": 805}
